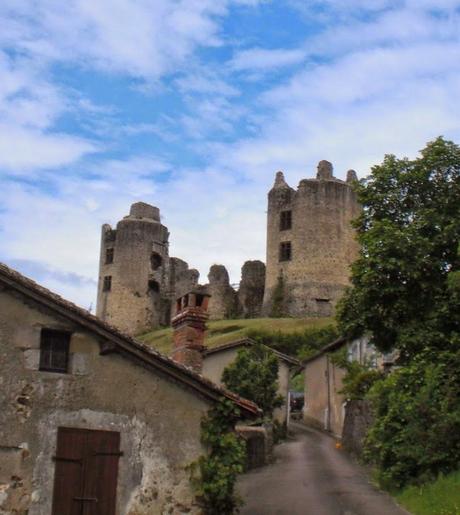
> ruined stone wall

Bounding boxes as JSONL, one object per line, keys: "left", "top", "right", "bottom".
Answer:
{"left": 0, "top": 288, "right": 208, "bottom": 514}
{"left": 238, "top": 260, "right": 265, "bottom": 318}
{"left": 206, "top": 264, "right": 237, "bottom": 320}
{"left": 262, "top": 162, "right": 360, "bottom": 318}
{"left": 342, "top": 400, "right": 373, "bottom": 457}
{"left": 96, "top": 202, "right": 200, "bottom": 335}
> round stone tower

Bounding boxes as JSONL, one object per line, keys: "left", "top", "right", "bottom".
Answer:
{"left": 261, "top": 161, "right": 361, "bottom": 318}
{"left": 97, "top": 202, "right": 176, "bottom": 335}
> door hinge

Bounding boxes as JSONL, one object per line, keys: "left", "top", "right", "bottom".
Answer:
{"left": 93, "top": 451, "right": 124, "bottom": 457}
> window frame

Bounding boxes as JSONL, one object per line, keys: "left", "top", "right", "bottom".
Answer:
{"left": 279, "top": 241, "right": 292, "bottom": 262}
{"left": 105, "top": 248, "right": 114, "bottom": 264}
{"left": 279, "top": 210, "right": 292, "bottom": 231}
{"left": 103, "top": 275, "right": 112, "bottom": 291}
{"left": 39, "top": 329, "right": 71, "bottom": 374}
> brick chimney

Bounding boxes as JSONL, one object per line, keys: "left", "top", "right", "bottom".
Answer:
{"left": 171, "top": 290, "right": 211, "bottom": 372}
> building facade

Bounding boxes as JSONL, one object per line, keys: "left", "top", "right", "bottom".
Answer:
{"left": 262, "top": 161, "right": 361, "bottom": 318}
{"left": 0, "top": 263, "right": 258, "bottom": 514}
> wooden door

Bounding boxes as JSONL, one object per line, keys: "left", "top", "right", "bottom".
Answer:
{"left": 52, "top": 427, "right": 121, "bottom": 515}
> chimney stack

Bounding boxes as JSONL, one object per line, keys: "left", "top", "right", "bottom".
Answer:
{"left": 171, "top": 290, "right": 211, "bottom": 372}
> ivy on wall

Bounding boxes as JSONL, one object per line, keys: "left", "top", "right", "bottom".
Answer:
{"left": 192, "top": 399, "right": 247, "bottom": 514}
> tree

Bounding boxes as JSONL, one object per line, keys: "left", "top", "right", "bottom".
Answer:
{"left": 222, "top": 344, "right": 283, "bottom": 418}
{"left": 337, "top": 137, "right": 460, "bottom": 361}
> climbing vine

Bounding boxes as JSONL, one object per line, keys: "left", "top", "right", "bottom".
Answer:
{"left": 192, "top": 398, "right": 247, "bottom": 514}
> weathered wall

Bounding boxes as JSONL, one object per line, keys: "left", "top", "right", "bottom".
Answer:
{"left": 202, "top": 347, "right": 290, "bottom": 425}
{"left": 0, "top": 288, "right": 209, "bottom": 514}
{"left": 342, "top": 400, "right": 373, "bottom": 457}
{"left": 303, "top": 353, "right": 346, "bottom": 437}
{"left": 262, "top": 163, "right": 361, "bottom": 318}
{"left": 206, "top": 265, "right": 237, "bottom": 321}
{"left": 237, "top": 261, "right": 265, "bottom": 318}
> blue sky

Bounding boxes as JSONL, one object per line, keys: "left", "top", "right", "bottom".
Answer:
{"left": 1, "top": 0, "right": 460, "bottom": 309}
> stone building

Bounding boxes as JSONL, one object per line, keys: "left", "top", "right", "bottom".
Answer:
{"left": 96, "top": 202, "right": 199, "bottom": 335}
{"left": 0, "top": 263, "right": 259, "bottom": 514}
{"left": 262, "top": 161, "right": 361, "bottom": 318}
{"left": 302, "top": 337, "right": 348, "bottom": 437}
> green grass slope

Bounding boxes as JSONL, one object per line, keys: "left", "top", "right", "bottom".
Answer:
{"left": 138, "top": 317, "right": 333, "bottom": 355}
{"left": 396, "top": 471, "right": 460, "bottom": 515}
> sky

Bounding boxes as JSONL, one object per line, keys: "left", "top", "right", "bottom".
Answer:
{"left": 1, "top": 0, "right": 460, "bottom": 310}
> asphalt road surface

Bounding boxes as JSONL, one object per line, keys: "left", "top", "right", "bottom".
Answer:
{"left": 237, "top": 422, "right": 408, "bottom": 515}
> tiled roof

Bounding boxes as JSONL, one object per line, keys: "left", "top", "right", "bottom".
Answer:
{"left": 0, "top": 262, "right": 261, "bottom": 418}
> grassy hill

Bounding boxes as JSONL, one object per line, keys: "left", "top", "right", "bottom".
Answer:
{"left": 138, "top": 317, "right": 333, "bottom": 356}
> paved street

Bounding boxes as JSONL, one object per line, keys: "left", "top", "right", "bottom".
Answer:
{"left": 237, "top": 422, "right": 408, "bottom": 515}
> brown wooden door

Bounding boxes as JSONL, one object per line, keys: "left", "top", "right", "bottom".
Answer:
{"left": 52, "top": 427, "right": 121, "bottom": 515}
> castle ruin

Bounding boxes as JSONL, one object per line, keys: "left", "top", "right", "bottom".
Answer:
{"left": 96, "top": 202, "right": 199, "bottom": 335}
{"left": 261, "top": 161, "right": 360, "bottom": 317}
{"left": 96, "top": 160, "right": 360, "bottom": 335}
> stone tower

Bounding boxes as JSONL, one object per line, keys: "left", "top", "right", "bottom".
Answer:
{"left": 96, "top": 202, "right": 199, "bottom": 335}
{"left": 261, "top": 161, "right": 360, "bottom": 318}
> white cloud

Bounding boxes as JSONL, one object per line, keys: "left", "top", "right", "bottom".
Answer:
{"left": 0, "top": 0, "right": 247, "bottom": 79}
{"left": 0, "top": 125, "right": 97, "bottom": 173}
{"left": 230, "top": 47, "right": 306, "bottom": 71}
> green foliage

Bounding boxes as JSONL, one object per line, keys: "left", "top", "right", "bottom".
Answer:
{"left": 247, "top": 324, "right": 339, "bottom": 360}
{"left": 337, "top": 137, "right": 460, "bottom": 360}
{"left": 396, "top": 469, "right": 460, "bottom": 515}
{"left": 328, "top": 347, "right": 384, "bottom": 400}
{"left": 272, "top": 419, "right": 287, "bottom": 443}
{"left": 270, "top": 274, "right": 285, "bottom": 317}
{"left": 364, "top": 350, "right": 460, "bottom": 489}
{"left": 195, "top": 399, "right": 247, "bottom": 514}
{"left": 222, "top": 343, "right": 283, "bottom": 418}
{"left": 290, "top": 370, "right": 304, "bottom": 392}
{"left": 340, "top": 363, "right": 383, "bottom": 400}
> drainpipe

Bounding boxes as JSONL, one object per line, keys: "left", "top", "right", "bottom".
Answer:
{"left": 326, "top": 355, "right": 331, "bottom": 432}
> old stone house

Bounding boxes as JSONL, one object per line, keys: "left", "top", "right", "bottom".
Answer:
{"left": 301, "top": 335, "right": 395, "bottom": 438}
{"left": 0, "top": 263, "right": 259, "bottom": 515}
{"left": 201, "top": 338, "right": 300, "bottom": 427}
{"left": 302, "top": 338, "right": 348, "bottom": 437}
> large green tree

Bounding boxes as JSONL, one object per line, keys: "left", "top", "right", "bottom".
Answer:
{"left": 222, "top": 343, "right": 283, "bottom": 418}
{"left": 337, "top": 137, "right": 460, "bottom": 361}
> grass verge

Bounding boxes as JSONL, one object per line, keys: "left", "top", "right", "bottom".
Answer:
{"left": 396, "top": 471, "right": 460, "bottom": 515}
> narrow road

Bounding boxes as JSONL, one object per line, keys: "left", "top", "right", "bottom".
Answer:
{"left": 237, "top": 422, "right": 408, "bottom": 515}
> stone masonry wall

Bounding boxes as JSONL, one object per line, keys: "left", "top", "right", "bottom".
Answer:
{"left": 238, "top": 260, "right": 265, "bottom": 318}
{"left": 206, "top": 264, "right": 237, "bottom": 320}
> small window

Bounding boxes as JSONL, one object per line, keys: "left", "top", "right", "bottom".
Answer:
{"left": 39, "top": 329, "right": 71, "bottom": 373}
{"left": 103, "top": 276, "right": 112, "bottom": 291}
{"left": 105, "top": 248, "right": 114, "bottom": 264}
{"left": 148, "top": 279, "right": 160, "bottom": 293}
{"left": 279, "top": 242, "right": 292, "bottom": 262}
{"left": 150, "top": 252, "right": 162, "bottom": 271}
{"left": 280, "top": 210, "right": 292, "bottom": 231}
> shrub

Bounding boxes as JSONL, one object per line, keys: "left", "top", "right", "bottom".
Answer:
{"left": 364, "top": 350, "right": 460, "bottom": 489}
{"left": 195, "top": 399, "right": 247, "bottom": 514}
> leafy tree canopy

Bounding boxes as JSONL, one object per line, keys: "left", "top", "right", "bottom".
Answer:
{"left": 222, "top": 343, "right": 283, "bottom": 418}
{"left": 337, "top": 137, "right": 460, "bottom": 361}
